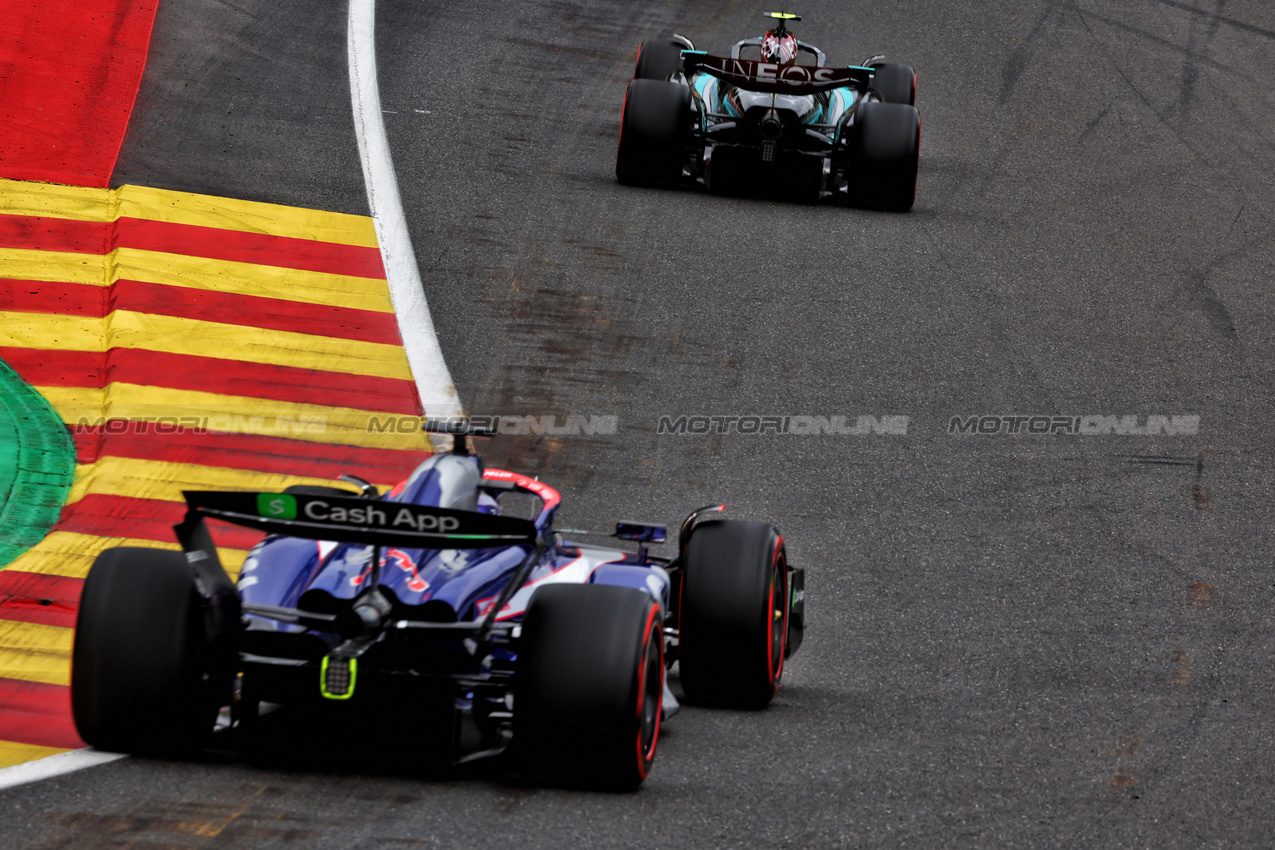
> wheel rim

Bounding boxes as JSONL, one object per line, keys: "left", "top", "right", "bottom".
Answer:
{"left": 767, "top": 547, "right": 787, "bottom": 690}
{"left": 635, "top": 609, "right": 662, "bottom": 776}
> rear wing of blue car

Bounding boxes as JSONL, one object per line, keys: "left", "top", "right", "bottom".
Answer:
{"left": 172, "top": 489, "right": 545, "bottom": 637}
{"left": 682, "top": 51, "right": 872, "bottom": 95}
{"left": 178, "top": 490, "right": 539, "bottom": 549}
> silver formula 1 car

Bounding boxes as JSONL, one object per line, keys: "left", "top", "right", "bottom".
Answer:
{"left": 616, "top": 12, "right": 920, "bottom": 210}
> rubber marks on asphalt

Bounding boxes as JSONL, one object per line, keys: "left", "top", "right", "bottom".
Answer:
{"left": 0, "top": 0, "right": 161, "bottom": 187}
{"left": 0, "top": 178, "right": 434, "bottom": 768}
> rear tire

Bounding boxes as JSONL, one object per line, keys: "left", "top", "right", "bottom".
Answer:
{"left": 848, "top": 101, "right": 920, "bottom": 212}
{"left": 71, "top": 547, "right": 217, "bottom": 756}
{"left": 871, "top": 63, "right": 916, "bottom": 105}
{"left": 634, "top": 40, "right": 683, "bottom": 81}
{"left": 515, "top": 584, "right": 663, "bottom": 790}
{"left": 679, "top": 520, "right": 788, "bottom": 709}
{"left": 616, "top": 79, "right": 690, "bottom": 187}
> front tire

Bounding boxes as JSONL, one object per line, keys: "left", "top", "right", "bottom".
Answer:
{"left": 71, "top": 547, "right": 218, "bottom": 755}
{"left": 615, "top": 79, "right": 690, "bottom": 187}
{"left": 515, "top": 584, "right": 663, "bottom": 790}
{"left": 678, "top": 520, "right": 789, "bottom": 709}
{"left": 847, "top": 101, "right": 920, "bottom": 212}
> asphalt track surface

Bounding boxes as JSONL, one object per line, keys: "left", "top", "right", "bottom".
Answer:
{"left": 8, "top": 0, "right": 1275, "bottom": 846}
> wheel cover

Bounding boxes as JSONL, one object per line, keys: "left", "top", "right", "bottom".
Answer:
{"left": 767, "top": 543, "right": 788, "bottom": 692}
{"left": 634, "top": 605, "right": 663, "bottom": 777}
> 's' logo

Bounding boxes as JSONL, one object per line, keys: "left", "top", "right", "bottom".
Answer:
{"left": 257, "top": 493, "right": 297, "bottom": 519}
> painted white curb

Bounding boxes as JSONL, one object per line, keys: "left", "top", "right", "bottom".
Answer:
{"left": 0, "top": 749, "right": 126, "bottom": 793}
{"left": 348, "top": 0, "right": 463, "bottom": 421}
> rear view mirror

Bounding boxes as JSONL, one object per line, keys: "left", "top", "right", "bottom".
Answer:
{"left": 615, "top": 522, "right": 667, "bottom": 543}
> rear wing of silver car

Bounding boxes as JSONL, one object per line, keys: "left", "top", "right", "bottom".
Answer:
{"left": 681, "top": 51, "right": 872, "bottom": 95}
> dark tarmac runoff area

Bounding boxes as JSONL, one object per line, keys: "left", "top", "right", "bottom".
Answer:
{"left": 8, "top": 0, "right": 1275, "bottom": 847}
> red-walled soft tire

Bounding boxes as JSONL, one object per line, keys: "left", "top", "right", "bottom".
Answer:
{"left": 679, "top": 520, "right": 789, "bottom": 709}
{"left": 71, "top": 547, "right": 217, "bottom": 756}
{"left": 848, "top": 101, "right": 920, "bottom": 212}
{"left": 871, "top": 62, "right": 916, "bottom": 105}
{"left": 515, "top": 584, "right": 663, "bottom": 790}
{"left": 633, "top": 39, "right": 683, "bottom": 81}
{"left": 616, "top": 79, "right": 690, "bottom": 187}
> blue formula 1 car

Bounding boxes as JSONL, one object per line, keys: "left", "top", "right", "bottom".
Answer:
{"left": 616, "top": 12, "right": 920, "bottom": 210}
{"left": 69, "top": 422, "right": 805, "bottom": 790}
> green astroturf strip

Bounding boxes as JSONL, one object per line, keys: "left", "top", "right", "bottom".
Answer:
{"left": 0, "top": 357, "right": 75, "bottom": 570}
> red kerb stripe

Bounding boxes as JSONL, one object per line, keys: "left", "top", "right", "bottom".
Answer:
{"left": 0, "top": 678, "right": 84, "bottom": 749}
{"left": 114, "top": 217, "right": 385, "bottom": 278}
{"left": 0, "top": 280, "right": 104, "bottom": 316}
{"left": 0, "top": 216, "right": 108, "bottom": 254}
{"left": 0, "top": 215, "right": 384, "bottom": 279}
{"left": 0, "top": 571, "right": 82, "bottom": 629}
{"left": 67, "top": 426, "right": 427, "bottom": 480}
{"left": 58, "top": 495, "right": 266, "bottom": 552}
{"left": 0, "top": 348, "right": 422, "bottom": 415}
{"left": 0, "top": 279, "right": 403, "bottom": 346}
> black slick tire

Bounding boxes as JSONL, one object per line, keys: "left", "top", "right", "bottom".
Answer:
{"left": 615, "top": 79, "right": 690, "bottom": 187}
{"left": 678, "top": 520, "right": 789, "bottom": 709}
{"left": 515, "top": 584, "right": 663, "bottom": 791}
{"left": 871, "top": 63, "right": 917, "bottom": 105}
{"left": 633, "top": 40, "right": 683, "bottom": 81}
{"left": 71, "top": 547, "right": 216, "bottom": 756}
{"left": 848, "top": 101, "right": 920, "bottom": 212}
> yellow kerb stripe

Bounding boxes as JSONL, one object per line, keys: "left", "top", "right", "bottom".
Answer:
{"left": 4, "top": 312, "right": 412, "bottom": 380}
{"left": 0, "top": 742, "right": 73, "bottom": 770}
{"left": 5, "top": 533, "right": 251, "bottom": 581}
{"left": 62, "top": 456, "right": 407, "bottom": 506}
{"left": 0, "top": 181, "right": 378, "bottom": 248}
{"left": 0, "top": 180, "right": 111, "bottom": 222}
{"left": 0, "top": 620, "right": 74, "bottom": 686}
{"left": 40, "top": 385, "right": 429, "bottom": 452}
{"left": 0, "top": 249, "right": 106, "bottom": 286}
{"left": 110, "top": 248, "right": 394, "bottom": 310}
{"left": 0, "top": 249, "right": 393, "bottom": 312}
{"left": 115, "top": 185, "right": 379, "bottom": 247}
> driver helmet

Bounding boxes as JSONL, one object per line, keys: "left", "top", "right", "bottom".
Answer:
{"left": 399, "top": 453, "right": 481, "bottom": 512}
{"left": 761, "top": 30, "right": 798, "bottom": 65}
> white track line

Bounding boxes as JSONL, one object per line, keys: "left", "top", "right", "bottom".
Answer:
{"left": 348, "top": 0, "right": 462, "bottom": 419}
{"left": 0, "top": 0, "right": 462, "bottom": 794}
{"left": 0, "top": 749, "right": 125, "bottom": 792}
